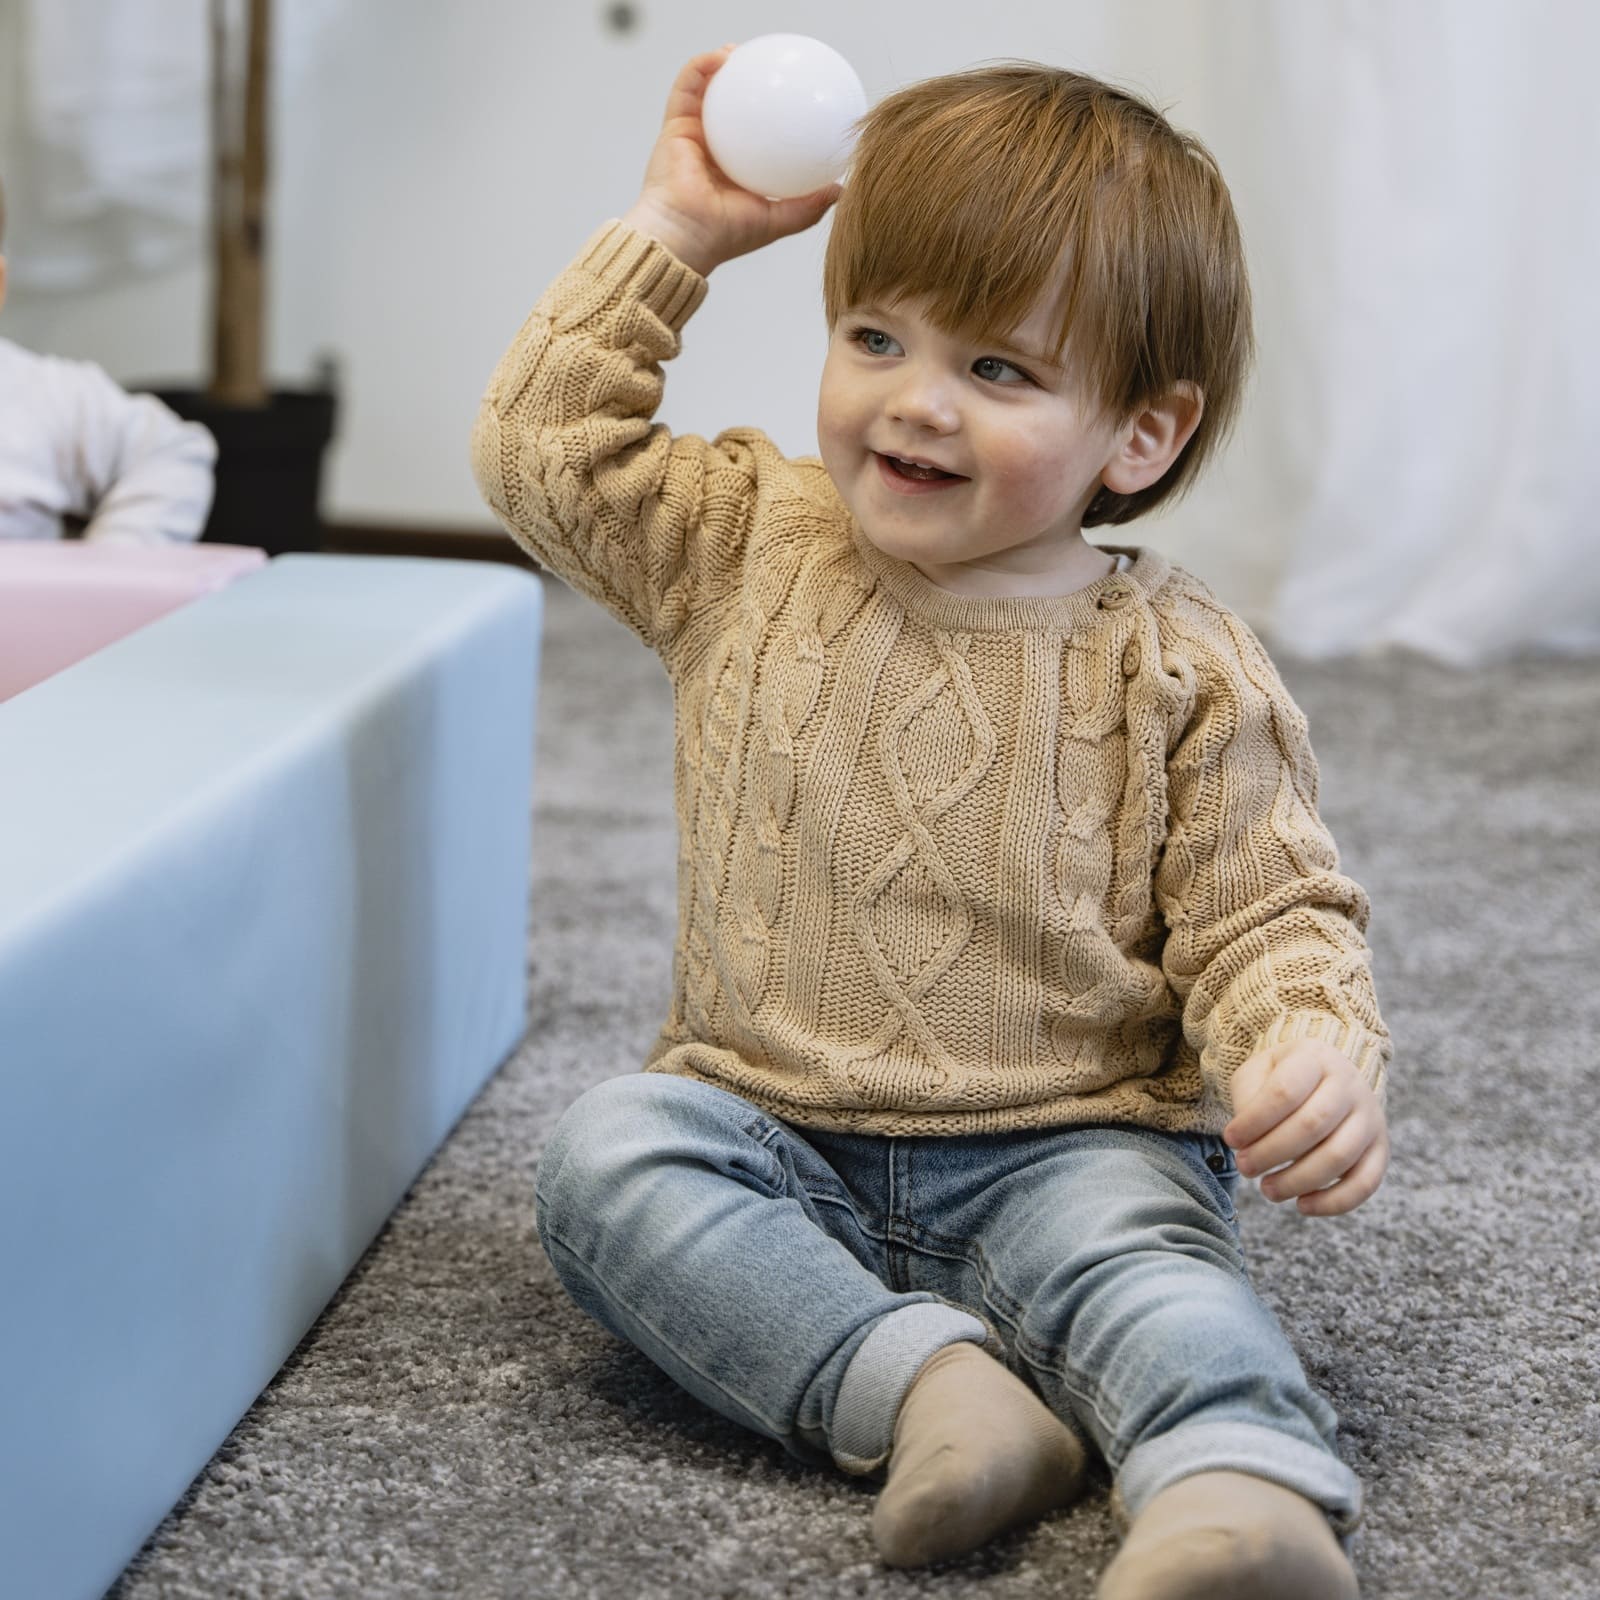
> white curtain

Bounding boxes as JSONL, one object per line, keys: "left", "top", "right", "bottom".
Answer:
{"left": 0, "top": 0, "right": 209, "bottom": 291}
{"left": 1196, "top": 0, "right": 1600, "bottom": 665}
{"left": 0, "top": 0, "right": 347, "bottom": 293}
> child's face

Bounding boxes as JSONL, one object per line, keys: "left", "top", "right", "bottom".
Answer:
{"left": 817, "top": 282, "right": 1127, "bottom": 586}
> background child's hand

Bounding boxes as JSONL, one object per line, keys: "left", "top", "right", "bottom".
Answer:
{"left": 620, "top": 47, "right": 843, "bottom": 277}
{"left": 1223, "top": 1040, "right": 1389, "bottom": 1216}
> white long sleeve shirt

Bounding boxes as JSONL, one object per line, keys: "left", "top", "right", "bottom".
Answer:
{"left": 0, "top": 336, "right": 216, "bottom": 545}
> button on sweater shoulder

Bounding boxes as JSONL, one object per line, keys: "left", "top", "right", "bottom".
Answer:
{"left": 472, "top": 221, "right": 1391, "bottom": 1136}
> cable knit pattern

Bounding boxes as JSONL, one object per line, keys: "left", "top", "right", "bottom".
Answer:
{"left": 472, "top": 221, "right": 1392, "bottom": 1136}
{"left": 706, "top": 545, "right": 800, "bottom": 1056}
{"left": 846, "top": 628, "right": 997, "bottom": 1109}
{"left": 725, "top": 546, "right": 858, "bottom": 1049}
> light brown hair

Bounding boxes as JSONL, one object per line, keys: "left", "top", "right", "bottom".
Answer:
{"left": 822, "top": 63, "right": 1254, "bottom": 526}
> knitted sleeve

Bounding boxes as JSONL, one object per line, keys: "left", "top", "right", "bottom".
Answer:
{"left": 471, "top": 220, "right": 762, "bottom": 653}
{"left": 1152, "top": 584, "right": 1392, "bottom": 1108}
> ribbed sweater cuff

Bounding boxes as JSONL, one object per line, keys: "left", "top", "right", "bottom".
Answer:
{"left": 1259, "top": 1011, "right": 1391, "bottom": 1103}
{"left": 579, "top": 220, "right": 709, "bottom": 331}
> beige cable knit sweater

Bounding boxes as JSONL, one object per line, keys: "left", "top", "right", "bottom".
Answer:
{"left": 472, "top": 221, "right": 1391, "bottom": 1136}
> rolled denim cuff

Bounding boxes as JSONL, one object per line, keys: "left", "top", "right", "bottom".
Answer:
{"left": 1118, "top": 1420, "right": 1364, "bottom": 1542}
{"left": 829, "top": 1302, "right": 988, "bottom": 1474}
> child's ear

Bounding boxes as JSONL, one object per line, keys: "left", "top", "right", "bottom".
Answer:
{"left": 1100, "top": 382, "right": 1203, "bottom": 496}
{"left": 0, "top": 255, "right": 8, "bottom": 314}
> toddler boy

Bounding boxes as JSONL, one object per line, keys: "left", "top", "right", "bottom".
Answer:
{"left": 474, "top": 49, "right": 1390, "bottom": 1599}
{"left": 0, "top": 177, "right": 216, "bottom": 545}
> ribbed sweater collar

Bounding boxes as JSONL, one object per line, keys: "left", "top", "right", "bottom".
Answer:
{"left": 848, "top": 523, "right": 1173, "bottom": 634}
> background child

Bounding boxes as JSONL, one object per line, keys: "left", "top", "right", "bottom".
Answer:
{"left": 473, "top": 48, "right": 1391, "bottom": 1599}
{"left": 0, "top": 176, "right": 216, "bottom": 545}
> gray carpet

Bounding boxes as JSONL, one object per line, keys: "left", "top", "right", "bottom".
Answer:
{"left": 111, "top": 574, "right": 1600, "bottom": 1600}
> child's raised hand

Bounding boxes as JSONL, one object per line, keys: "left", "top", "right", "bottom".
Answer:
{"left": 1223, "top": 1040, "right": 1389, "bottom": 1217}
{"left": 619, "top": 47, "right": 843, "bottom": 278}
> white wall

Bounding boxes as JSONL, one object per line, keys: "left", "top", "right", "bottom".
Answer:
{"left": 2, "top": 0, "right": 1281, "bottom": 613}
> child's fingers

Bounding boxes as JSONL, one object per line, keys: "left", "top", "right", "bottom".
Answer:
{"left": 1292, "top": 1130, "right": 1390, "bottom": 1217}
{"left": 1223, "top": 1043, "right": 1322, "bottom": 1150}
{"left": 658, "top": 46, "right": 736, "bottom": 131}
{"left": 1255, "top": 1107, "right": 1376, "bottom": 1200}
{"left": 1232, "top": 1074, "right": 1352, "bottom": 1178}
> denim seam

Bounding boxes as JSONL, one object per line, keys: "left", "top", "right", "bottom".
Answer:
{"left": 882, "top": 1205, "right": 1247, "bottom": 1448}
{"left": 1000, "top": 1240, "right": 1266, "bottom": 1447}
{"left": 542, "top": 1229, "right": 796, "bottom": 1440}
{"left": 746, "top": 1119, "right": 888, "bottom": 1235}
{"left": 809, "top": 1189, "right": 877, "bottom": 1228}
{"left": 800, "top": 1205, "right": 1011, "bottom": 1355}
{"left": 887, "top": 1141, "right": 907, "bottom": 1291}
{"left": 851, "top": 1215, "right": 1104, "bottom": 1430}
{"left": 758, "top": 1177, "right": 1009, "bottom": 1360}
{"left": 913, "top": 1235, "right": 1113, "bottom": 1431}
{"left": 743, "top": 1119, "right": 797, "bottom": 1197}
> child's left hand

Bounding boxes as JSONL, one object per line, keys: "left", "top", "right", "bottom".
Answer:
{"left": 1223, "top": 1040, "right": 1389, "bottom": 1216}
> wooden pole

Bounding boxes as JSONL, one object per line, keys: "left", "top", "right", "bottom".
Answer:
{"left": 209, "top": 0, "right": 269, "bottom": 406}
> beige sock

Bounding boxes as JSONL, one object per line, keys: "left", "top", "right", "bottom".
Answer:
{"left": 1097, "top": 1470, "right": 1358, "bottom": 1600}
{"left": 870, "top": 1340, "right": 1088, "bottom": 1567}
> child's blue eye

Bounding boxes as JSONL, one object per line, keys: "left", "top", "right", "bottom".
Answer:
{"left": 850, "top": 326, "right": 899, "bottom": 356}
{"left": 974, "top": 356, "right": 1028, "bottom": 385}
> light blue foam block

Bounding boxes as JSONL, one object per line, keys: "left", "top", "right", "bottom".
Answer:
{"left": 0, "top": 554, "right": 543, "bottom": 1599}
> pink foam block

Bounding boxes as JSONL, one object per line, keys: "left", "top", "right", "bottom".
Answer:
{"left": 0, "top": 542, "right": 268, "bottom": 701}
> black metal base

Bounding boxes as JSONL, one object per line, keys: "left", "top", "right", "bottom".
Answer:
{"left": 149, "top": 386, "right": 337, "bottom": 557}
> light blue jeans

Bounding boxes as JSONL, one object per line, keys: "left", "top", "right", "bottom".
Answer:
{"left": 534, "top": 1073, "right": 1362, "bottom": 1536}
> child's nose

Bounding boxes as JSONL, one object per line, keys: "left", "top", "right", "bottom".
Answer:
{"left": 887, "top": 367, "right": 959, "bottom": 433}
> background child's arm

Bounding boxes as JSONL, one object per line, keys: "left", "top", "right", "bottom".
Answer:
{"left": 469, "top": 48, "right": 838, "bottom": 654}
{"left": 1153, "top": 590, "right": 1392, "bottom": 1114}
{"left": 53, "top": 359, "right": 216, "bottom": 545}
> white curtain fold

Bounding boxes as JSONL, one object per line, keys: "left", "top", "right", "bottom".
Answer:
{"left": 1240, "top": 0, "right": 1600, "bottom": 663}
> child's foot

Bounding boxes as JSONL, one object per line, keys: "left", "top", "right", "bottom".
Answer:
{"left": 870, "top": 1340, "right": 1088, "bottom": 1567}
{"left": 1096, "top": 1470, "right": 1358, "bottom": 1600}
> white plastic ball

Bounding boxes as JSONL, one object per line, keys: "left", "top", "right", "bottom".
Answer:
{"left": 701, "top": 34, "right": 867, "bottom": 199}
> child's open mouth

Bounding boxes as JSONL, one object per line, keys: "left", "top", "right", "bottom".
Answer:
{"left": 875, "top": 452, "right": 967, "bottom": 494}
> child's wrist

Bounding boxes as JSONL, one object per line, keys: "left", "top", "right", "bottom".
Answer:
{"left": 619, "top": 200, "right": 718, "bottom": 278}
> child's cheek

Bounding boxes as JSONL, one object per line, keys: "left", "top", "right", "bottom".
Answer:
{"left": 985, "top": 424, "right": 1097, "bottom": 525}
{"left": 983, "top": 439, "right": 1054, "bottom": 519}
{"left": 815, "top": 411, "right": 851, "bottom": 479}
{"left": 816, "top": 369, "right": 860, "bottom": 460}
